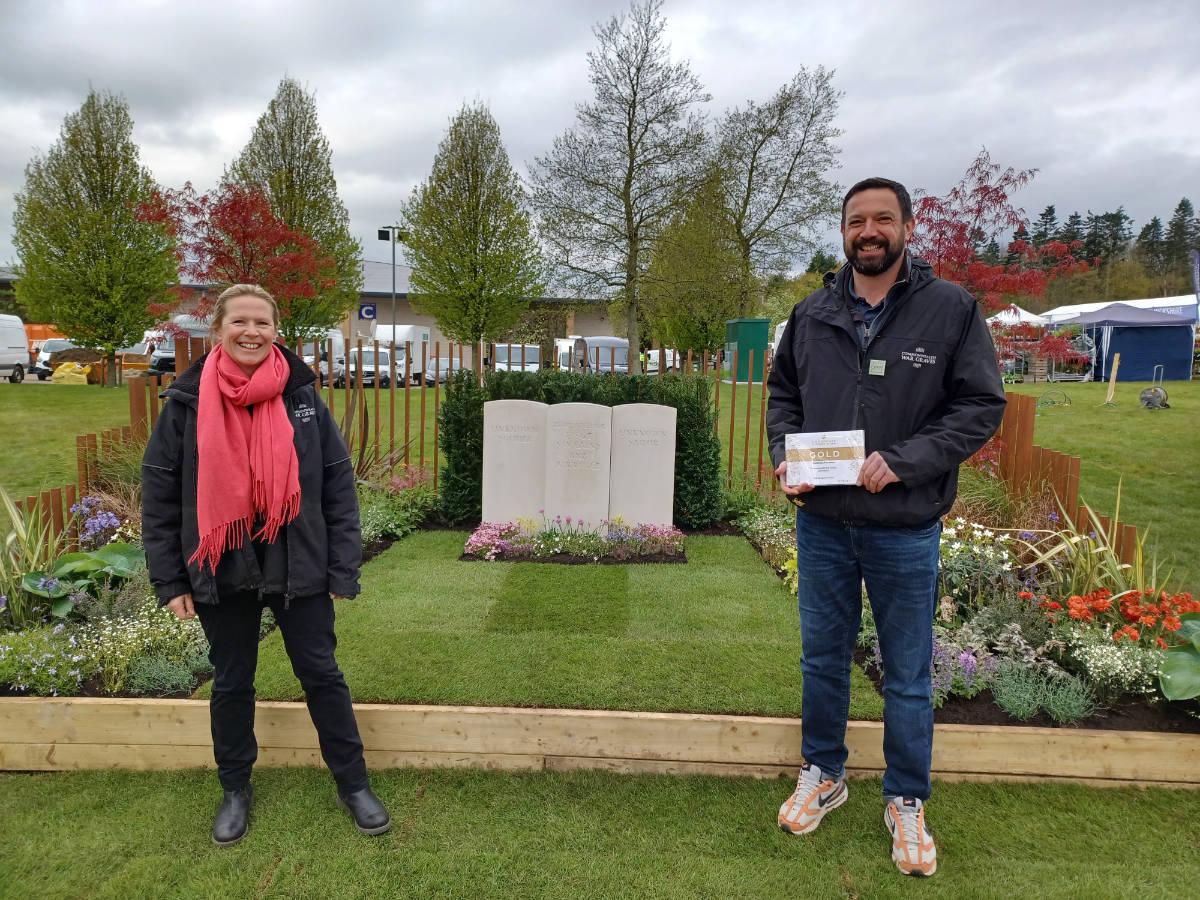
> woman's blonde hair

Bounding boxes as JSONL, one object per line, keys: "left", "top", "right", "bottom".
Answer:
{"left": 211, "top": 284, "right": 280, "bottom": 333}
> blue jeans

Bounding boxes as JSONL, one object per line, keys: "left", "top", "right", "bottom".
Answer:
{"left": 793, "top": 509, "right": 940, "bottom": 800}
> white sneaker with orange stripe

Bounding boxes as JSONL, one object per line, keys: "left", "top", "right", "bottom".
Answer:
{"left": 777, "top": 763, "right": 847, "bottom": 835}
{"left": 885, "top": 796, "right": 937, "bottom": 876}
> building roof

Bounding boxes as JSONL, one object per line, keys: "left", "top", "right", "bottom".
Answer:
{"left": 361, "top": 258, "right": 413, "bottom": 296}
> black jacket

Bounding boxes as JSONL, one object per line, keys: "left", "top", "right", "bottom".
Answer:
{"left": 142, "top": 347, "right": 361, "bottom": 605}
{"left": 766, "top": 257, "right": 1006, "bottom": 526}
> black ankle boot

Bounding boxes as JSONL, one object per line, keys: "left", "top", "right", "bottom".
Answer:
{"left": 212, "top": 785, "right": 253, "bottom": 846}
{"left": 337, "top": 787, "right": 391, "bottom": 835}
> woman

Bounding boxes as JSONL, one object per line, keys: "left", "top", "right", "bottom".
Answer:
{"left": 142, "top": 284, "right": 389, "bottom": 846}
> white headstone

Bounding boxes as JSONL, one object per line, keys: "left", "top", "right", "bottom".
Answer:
{"left": 544, "top": 402, "right": 612, "bottom": 531}
{"left": 481, "top": 399, "right": 548, "bottom": 524}
{"left": 609, "top": 404, "right": 677, "bottom": 526}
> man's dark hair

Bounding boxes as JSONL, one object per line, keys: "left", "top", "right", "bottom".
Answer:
{"left": 841, "top": 177, "right": 913, "bottom": 225}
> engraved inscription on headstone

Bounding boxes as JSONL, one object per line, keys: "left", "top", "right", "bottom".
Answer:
{"left": 480, "top": 399, "right": 677, "bottom": 531}
{"left": 544, "top": 403, "right": 612, "bottom": 529}
{"left": 481, "top": 399, "right": 547, "bottom": 524}
{"left": 609, "top": 403, "right": 676, "bottom": 526}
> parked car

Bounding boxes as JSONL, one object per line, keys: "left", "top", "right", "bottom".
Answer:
{"left": 31, "top": 338, "right": 78, "bottom": 380}
{"left": 0, "top": 314, "right": 28, "bottom": 383}
{"left": 315, "top": 354, "right": 346, "bottom": 388}
{"left": 424, "top": 357, "right": 463, "bottom": 385}
{"left": 147, "top": 339, "right": 177, "bottom": 376}
{"left": 493, "top": 343, "right": 541, "bottom": 372}
{"left": 346, "top": 347, "right": 393, "bottom": 388}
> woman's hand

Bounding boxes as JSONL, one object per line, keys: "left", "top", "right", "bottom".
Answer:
{"left": 166, "top": 593, "right": 195, "bottom": 620}
{"left": 330, "top": 592, "right": 344, "bottom": 601}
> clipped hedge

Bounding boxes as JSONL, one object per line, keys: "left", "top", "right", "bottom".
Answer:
{"left": 437, "top": 369, "right": 723, "bottom": 529}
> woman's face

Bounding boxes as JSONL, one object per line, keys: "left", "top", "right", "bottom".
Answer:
{"left": 215, "top": 295, "right": 277, "bottom": 375}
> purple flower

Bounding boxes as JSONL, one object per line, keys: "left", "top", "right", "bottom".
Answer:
{"left": 1047, "top": 512, "right": 1060, "bottom": 523}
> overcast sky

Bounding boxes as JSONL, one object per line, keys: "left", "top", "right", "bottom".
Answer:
{"left": 2, "top": 0, "right": 1198, "bottom": 273}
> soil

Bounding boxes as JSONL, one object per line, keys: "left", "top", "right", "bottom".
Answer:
{"left": 852, "top": 647, "right": 1200, "bottom": 735}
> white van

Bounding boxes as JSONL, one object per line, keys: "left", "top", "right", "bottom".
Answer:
{"left": 346, "top": 347, "right": 394, "bottom": 388}
{"left": 554, "top": 335, "right": 631, "bottom": 373}
{"left": 0, "top": 314, "right": 28, "bottom": 383}
{"left": 493, "top": 343, "right": 541, "bottom": 372}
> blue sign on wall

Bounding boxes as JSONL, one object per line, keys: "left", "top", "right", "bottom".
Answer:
{"left": 359, "top": 303, "right": 377, "bottom": 320}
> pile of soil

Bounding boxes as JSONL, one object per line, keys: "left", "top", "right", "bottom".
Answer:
{"left": 49, "top": 348, "right": 105, "bottom": 383}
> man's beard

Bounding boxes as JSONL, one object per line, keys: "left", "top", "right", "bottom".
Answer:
{"left": 846, "top": 235, "right": 906, "bottom": 276}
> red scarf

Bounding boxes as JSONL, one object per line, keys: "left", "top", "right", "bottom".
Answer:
{"left": 189, "top": 344, "right": 301, "bottom": 574}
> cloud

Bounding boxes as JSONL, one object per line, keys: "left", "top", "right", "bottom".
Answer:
{"left": 2, "top": 0, "right": 1198, "bottom": 273}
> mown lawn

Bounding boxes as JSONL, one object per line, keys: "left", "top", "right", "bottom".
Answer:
{"left": 2, "top": 767, "right": 1197, "bottom": 899}
{"left": 202, "top": 531, "right": 884, "bottom": 720}
{"left": 1006, "top": 380, "right": 1199, "bottom": 592}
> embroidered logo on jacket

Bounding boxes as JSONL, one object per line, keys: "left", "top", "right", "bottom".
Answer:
{"left": 900, "top": 346, "right": 938, "bottom": 368}
{"left": 293, "top": 403, "right": 316, "bottom": 423}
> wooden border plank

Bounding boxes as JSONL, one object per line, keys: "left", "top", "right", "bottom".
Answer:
{"left": 3, "top": 699, "right": 1198, "bottom": 787}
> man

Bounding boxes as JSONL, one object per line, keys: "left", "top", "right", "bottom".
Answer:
{"left": 765, "top": 177, "right": 1006, "bottom": 877}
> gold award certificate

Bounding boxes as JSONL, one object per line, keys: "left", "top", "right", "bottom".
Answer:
{"left": 785, "top": 430, "right": 865, "bottom": 486}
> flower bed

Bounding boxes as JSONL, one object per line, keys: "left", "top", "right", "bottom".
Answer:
{"left": 732, "top": 484, "right": 1200, "bottom": 731}
{"left": 463, "top": 517, "right": 686, "bottom": 564}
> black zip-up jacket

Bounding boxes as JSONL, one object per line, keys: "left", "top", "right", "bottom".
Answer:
{"left": 766, "top": 257, "right": 1006, "bottom": 526}
{"left": 141, "top": 347, "right": 361, "bottom": 605}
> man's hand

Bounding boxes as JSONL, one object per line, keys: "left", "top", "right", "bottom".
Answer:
{"left": 858, "top": 452, "right": 900, "bottom": 493}
{"left": 166, "top": 593, "right": 195, "bottom": 620}
{"left": 775, "top": 460, "right": 815, "bottom": 496}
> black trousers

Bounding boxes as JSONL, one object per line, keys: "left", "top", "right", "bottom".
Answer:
{"left": 196, "top": 591, "right": 369, "bottom": 794}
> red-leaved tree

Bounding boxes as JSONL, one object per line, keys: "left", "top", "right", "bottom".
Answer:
{"left": 144, "top": 182, "right": 339, "bottom": 344}
{"left": 910, "top": 149, "right": 1088, "bottom": 315}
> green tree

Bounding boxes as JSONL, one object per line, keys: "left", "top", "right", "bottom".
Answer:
{"left": 401, "top": 102, "right": 544, "bottom": 347}
{"left": 529, "top": 0, "right": 709, "bottom": 374}
{"left": 1030, "top": 205, "right": 1058, "bottom": 246}
{"left": 227, "top": 77, "right": 362, "bottom": 333}
{"left": 761, "top": 271, "right": 823, "bottom": 333}
{"left": 1056, "top": 211, "right": 1085, "bottom": 250}
{"left": 1082, "top": 208, "right": 1132, "bottom": 265}
{"left": 1135, "top": 216, "right": 1180, "bottom": 295}
{"left": 715, "top": 66, "right": 842, "bottom": 304}
{"left": 641, "top": 167, "right": 747, "bottom": 353}
{"left": 1164, "top": 197, "right": 1199, "bottom": 271}
{"left": 806, "top": 248, "right": 840, "bottom": 274}
{"left": 12, "top": 90, "right": 176, "bottom": 386}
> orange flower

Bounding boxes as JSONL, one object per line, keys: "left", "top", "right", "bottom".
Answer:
{"left": 1018, "top": 591, "right": 1033, "bottom": 600}
{"left": 1164, "top": 616, "right": 1182, "bottom": 632}
{"left": 1139, "top": 614, "right": 1157, "bottom": 626}
{"left": 1157, "top": 637, "right": 1168, "bottom": 650}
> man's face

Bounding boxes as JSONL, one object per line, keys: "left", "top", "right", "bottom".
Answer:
{"left": 841, "top": 188, "right": 915, "bottom": 276}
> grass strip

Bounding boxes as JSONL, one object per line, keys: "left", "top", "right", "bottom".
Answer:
{"left": 2, "top": 767, "right": 1197, "bottom": 899}
{"left": 199, "top": 531, "right": 882, "bottom": 720}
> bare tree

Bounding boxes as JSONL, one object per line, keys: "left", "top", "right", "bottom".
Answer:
{"left": 528, "top": 0, "right": 708, "bottom": 373}
{"left": 716, "top": 67, "right": 842, "bottom": 304}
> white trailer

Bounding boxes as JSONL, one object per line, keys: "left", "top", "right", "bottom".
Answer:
{"left": 372, "top": 324, "right": 431, "bottom": 383}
